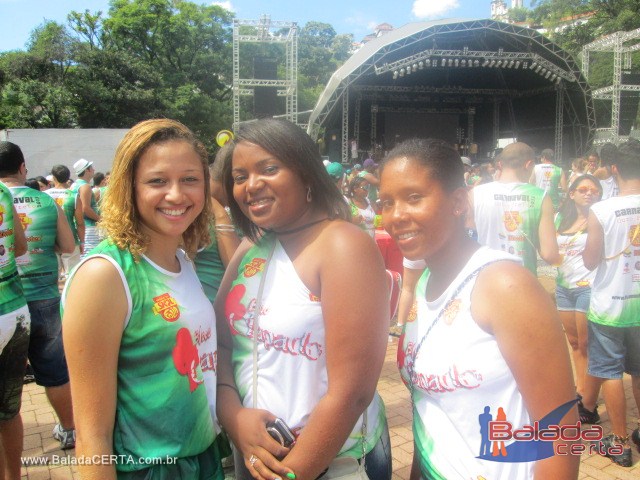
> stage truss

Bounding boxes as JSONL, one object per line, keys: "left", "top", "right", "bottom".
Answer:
{"left": 583, "top": 28, "right": 640, "bottom": 145}
{"left": 232, "top": 15, "right": 299, "bottom": 130}
{"left": 309, "top": 19, "right": 596, "bottom": 163}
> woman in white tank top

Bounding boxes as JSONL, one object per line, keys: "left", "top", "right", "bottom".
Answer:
{"left": 378, "top": 138, "right": 578, "bottom": 480}
{"left": 215, "top": 119, "right": 392, "bottom": 480}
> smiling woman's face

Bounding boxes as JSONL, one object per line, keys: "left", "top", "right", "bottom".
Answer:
{"left": 134, "top": 140, "right": 205, "bottom": 244}
{"left": 379, "top": 155, "right": 460, "bottom": 262}
{"left": 230, "top": 141, "right": 308, "bottom": 231}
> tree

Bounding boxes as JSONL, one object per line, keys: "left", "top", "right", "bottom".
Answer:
{"left": 66, "top": 47, "right": 164, "bottom": 128}
{"left": 27, "top": 21, "right": 77, "bottom": 82}
{"left": 0, "top": 79, "right": 77, "bottom": 128}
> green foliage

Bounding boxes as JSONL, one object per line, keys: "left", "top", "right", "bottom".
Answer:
{"left": 0, "top": 0, "right": 353, "bottom": 142}
{"left": 0, "top": 79, "right": 77, "bottom": 128}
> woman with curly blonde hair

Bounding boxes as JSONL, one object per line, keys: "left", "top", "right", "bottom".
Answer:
{"left": 62, "top": 119, "right": 224, "bottom": 479}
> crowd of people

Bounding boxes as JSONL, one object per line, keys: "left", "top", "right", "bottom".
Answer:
{"left": 0, "top": 118, "right": 639, "bottom": 480}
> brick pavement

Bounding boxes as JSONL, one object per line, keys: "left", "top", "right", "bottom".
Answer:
{"left": 18, "top": 334, "right": 639, "bottom": 479}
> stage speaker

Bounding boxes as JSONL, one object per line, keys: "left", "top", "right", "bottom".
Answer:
{"left": 254, "top": 57, "right": 278, "bottom": 118}
{"left": 619, "top": 70, "right": 640, "bottom": 135}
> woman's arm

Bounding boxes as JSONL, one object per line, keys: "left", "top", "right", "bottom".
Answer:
{"left": 273, "top": 224, "right": 389, "bottom": 480}
{"left": 396, "top": 266, "right": 425, "bottom": 326}
{"left": 214, "top": 239, "right": 292, "bottom": 478}
{"left": 211, "top": 198, "right": 240, "bottom": 268}
{"left": 582, "top": 210, "right": 603, "bottom": 271}
{"left": 473, "top": 262, "right": 579, "bottom": 480}
{"left": 538, "top": 195, "right": 562, "bottom": 266}
{"left": 63, "top": 258, "right": 128, "bottom": 480}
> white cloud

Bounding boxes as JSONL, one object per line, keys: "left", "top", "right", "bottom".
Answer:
{"left": 211, "top": 1, "right": 234, "bottom": 12}
{"left": 412, "top": 0, "right": 459, "bottom": 19}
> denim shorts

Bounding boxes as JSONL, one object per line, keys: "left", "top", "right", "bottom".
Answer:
{"left": 587, "top": 321, "right": 640, "bottom": 379}
{"left": 0, "top": 305, "right": 30, "bottom": 420}
{"left": 27, "top": 297, "right": 69, "bottom": 387}
{"left": 555, "top": 285, "right": 591, "bottom": 313}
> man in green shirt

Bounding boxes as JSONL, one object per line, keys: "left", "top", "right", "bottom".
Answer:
{"left": 0, "top": 142, "right": 76, "bottom": 451}
{"left": 47, "top": 165, "right": 84, "bottom": 279}
{"left": 71, "top": 158, "right": 100, "bottom": 256}
{"left": 0, "top": 175, "right": 28, "bottom": 480}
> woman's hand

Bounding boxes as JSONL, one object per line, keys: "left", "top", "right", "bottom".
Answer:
{"left": 233, "top": 408, "right": 294, "bottom": 480}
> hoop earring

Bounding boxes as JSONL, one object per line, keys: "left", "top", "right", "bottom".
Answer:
{"left": 307, "top": 187, "right": 312, "bottom": 203}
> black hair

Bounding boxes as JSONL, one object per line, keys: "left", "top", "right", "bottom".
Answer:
{"left": 25, "top": 178, "right": 41, "bottom": 190}
{"left": 51, "top": 164, "right": 71, "bottom": 184}
{"left": 347, "top": 175, "right": 369, "bottom": 198}
{"left": 380, "top": 138, "right": 465, "bottom": 192}
{"left": 557, "top": 174, "right": 602, "bottom": 232}
{"left": 210, "top": 144, "right": 231, "bottom": 182}
{"left": 599, "top": 143, "right": 618, "bottom": 167}
{"left": 614, "top": 139, "right": 640, "bottom": 180}
{"left": 93, "top": 172, "right": 106, "bottom": 187}
{"left": 0, "top": 141, "right": 25, "bottom": 176}
{"left": 477, "top": 163, "right": 494, "bottom": 185}
{"left": 222, "top": 118, "right": 351, "bottom": 242}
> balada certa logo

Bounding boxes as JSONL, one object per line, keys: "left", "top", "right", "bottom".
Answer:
{"left": 477, "top": 399, "right": 618, "bottom": 462}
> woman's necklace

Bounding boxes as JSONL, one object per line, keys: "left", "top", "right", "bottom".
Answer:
{"left": 267, "top": 217, "right": 329, "bottom": 235}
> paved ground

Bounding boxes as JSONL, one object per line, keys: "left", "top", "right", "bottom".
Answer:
{"left": 18, "top": 334, "right": 640, "bottom": 480}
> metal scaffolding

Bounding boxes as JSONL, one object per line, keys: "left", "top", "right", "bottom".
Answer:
{"left": 232, "top": 15, "right": 299, "bottom": 130}
{"left": 582, "top": 28, "right": 640, "bottom": 144}
{"left": 309, "top": 19, "right": 595, "bottom": 162}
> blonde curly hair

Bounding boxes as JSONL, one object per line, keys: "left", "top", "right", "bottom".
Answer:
{"left": 99, "top": 119, "right": 211, "bottom": 260}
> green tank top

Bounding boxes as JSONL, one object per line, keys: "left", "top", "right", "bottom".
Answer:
{"left": 63, "top": 240, "right": 218, "bottom": 471}
{"left": 194, "top": 226, "right": 224, "bottom": 303}
{"left": 47, "top": 188, "right": 81, "bottom": 245}
{"left": 71, "top": 179, "right": 98, "bottom": 227}
{"left": 11, "top": 186, "right": 60, "bottom": 301}
{"left": 0, "top": 182, "right": 26, "bottom": 315}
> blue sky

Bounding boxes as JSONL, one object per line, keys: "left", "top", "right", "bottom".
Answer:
{"left": 0, "top": 0, "right": 532, "bottom": 53}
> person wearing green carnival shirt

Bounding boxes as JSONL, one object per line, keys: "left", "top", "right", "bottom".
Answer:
{"left": 71, "top": 158, "right": 100, "bottom": 257}
{"left": 0, "top": 175, "right": 29, "bottom": 480}
{"left": 63, "top": 119, "right": 224, "bottom": 479}
{"left": 581, "top": 140, "right": 640, "bottom": 467}
{"left": 48, "top": 165, "right": 85, "bottom": 279}
{"left": 529, "top": 148, "right": 567, "bottom": 211}
{"left": 468, "top": 142, "right": 560, "bottom": 275}
{"left": 0, "top": 141, "right": 76, "bottom": 453}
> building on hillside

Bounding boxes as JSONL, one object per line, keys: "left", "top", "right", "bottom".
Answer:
{"left": 491, "top": 1, "right": 509, "bottom": 21}
{"left": 355, "top": 23, "right": 395, "bottom": 51}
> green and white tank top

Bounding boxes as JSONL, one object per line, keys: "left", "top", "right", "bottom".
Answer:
{"left": 556, "top": 231, "right": 595, "bottom": 288}
{"left": 62, "top": 241, "right": 218, "bottom": 471}
{"left": 398, "top": 247, "right": 532, "bottom": 479}
{"left": 588, "top": 196, "right": 640, "bottom": 327}
{"left": 225, "top": 234, "right": 385, "bottom": 458}
{"left": 47, "top": 188, "right": 81, "bottom": 245}
{"left": 71, "top": 179, "right": 98, "bottom": 227}
{"left": 533, "top": 163, "right": 562, "bottom": 209}
{"left": 473, "top": 182, "right": 545, "bottom": 274}
{"left": 194, "top": 226, "right": 224, "bottom": 303}
{"left": 0, "top": 182, "right": 26, "bottom": 315}
{"left": 10, "top": 186, "right": 60, "bottom": 301}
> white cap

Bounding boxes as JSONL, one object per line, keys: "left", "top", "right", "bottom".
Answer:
{"left": 461, "top": 156, "right": 472, "bottom": 166}
{"left": 73, "top": 158, "right": 93, "bottom": 175}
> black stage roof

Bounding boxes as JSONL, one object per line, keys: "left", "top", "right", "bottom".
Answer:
{"left": 308, "top": 18, "right": 595, "bottom": 163}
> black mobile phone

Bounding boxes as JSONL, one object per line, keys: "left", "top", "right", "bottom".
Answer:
{"left": 266, "top": 418, "right": 296, "bottom": 447}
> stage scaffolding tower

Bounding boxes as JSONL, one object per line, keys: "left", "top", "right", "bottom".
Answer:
{"left": 582, "top": 28, "right": 640, "bottom": 145}
{"left": 232, "top": 15, "right": 299, "bottom": 131}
